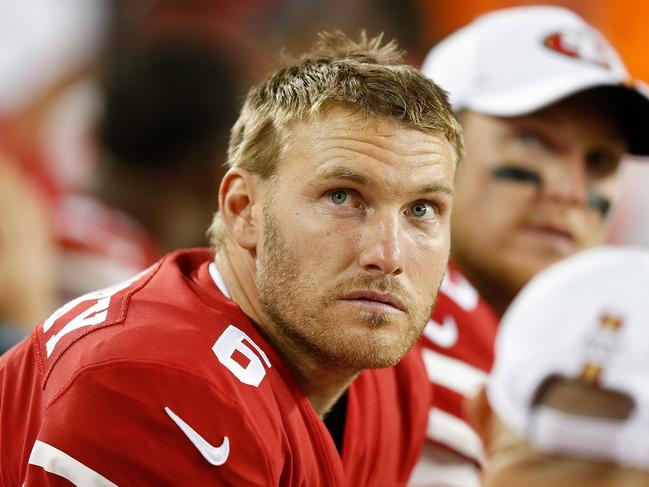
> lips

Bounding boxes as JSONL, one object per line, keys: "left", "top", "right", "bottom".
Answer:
{"left": 339, "top": 290, "right": 407, "bottom": 312}
{"left": 529, "top": 223, "right": 574, "bottom": 240}
{"left": 521, "top": 222, "right": 577, "bottom": 253}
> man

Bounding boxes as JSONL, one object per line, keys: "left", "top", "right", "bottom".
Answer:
{"left": 0, "top": 32, "right": 463, "bottom": 485}
{"left": 470, "top": 245, "right": 649, "bottom": 486}
{"left": 411, "top": 6, "right": 649, "bottom": 486}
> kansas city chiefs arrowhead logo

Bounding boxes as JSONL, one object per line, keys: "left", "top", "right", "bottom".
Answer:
{"left": 543, "top": 30, "right": 612, "bottom": 69}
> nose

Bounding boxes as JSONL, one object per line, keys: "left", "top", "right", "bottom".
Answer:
{"left": 539, "top": 151, "right": 589, "bottom": 207}
{"left": 358, "top": 209, "right": 404, "bottom": 276}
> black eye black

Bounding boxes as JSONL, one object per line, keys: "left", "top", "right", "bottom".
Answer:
{"left": 491, "top": 166, "right": 542, "bottom": 187}
{"left": 330, "top": 190, "right": 348, "bottom": 204}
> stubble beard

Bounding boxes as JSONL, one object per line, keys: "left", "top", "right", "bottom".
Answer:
{"left": 256, "top": 205, "right": 436, "bottom": 370}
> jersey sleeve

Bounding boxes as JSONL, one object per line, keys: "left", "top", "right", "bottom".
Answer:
{"left": 24, "top": 361, "right": 278, "bottom": 486}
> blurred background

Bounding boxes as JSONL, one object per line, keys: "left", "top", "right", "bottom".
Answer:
{"left": 0, "top": 0, "right": 647, "bottom": 347}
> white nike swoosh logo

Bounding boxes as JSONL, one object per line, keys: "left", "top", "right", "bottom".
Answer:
{"left": 423, "top": 315, "right": 459, "bottom": 348}
{"left": 165, "top": 407, "right": 230, "bottom": 466}
{"left": 440, "top": 271, "right": 478, "bottom": 311}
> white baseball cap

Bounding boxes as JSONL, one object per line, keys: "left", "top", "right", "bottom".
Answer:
{"left": 421, "top": 6, "right": 649, "bottom": 155}
{"left": 488, "top": 245, "right": 649, "bottom": 469}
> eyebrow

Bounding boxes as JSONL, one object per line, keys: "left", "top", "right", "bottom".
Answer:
{"left": 315, "top": 165, "right": 455, "bottom": 197}
{"left": 418, "top": 182, "right": 455, "bottom": 197}
{"left": 317, "top": 166, "right": 370, "bottom": 185}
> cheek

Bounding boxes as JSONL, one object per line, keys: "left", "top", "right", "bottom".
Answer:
{"left": 455, "top": 177, "right": 532, "bottom": 239}
{"left": 456, "top": 161, "right": 501, "bottom": 214}
{"left": 286, "top": 208, "right": 360, "bottom": 265}
{"left": 591, "top": 176, "right": 618, "bottom": 202}
{"left": 405, "top": 237, "right": 449, "bottom": 289}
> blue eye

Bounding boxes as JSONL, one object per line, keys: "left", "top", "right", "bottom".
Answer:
{"left": 330, "top": 190, "right": 348, "bottom": 204}
{"left": 411, "top": 202, "right": 429, "bottom": 217}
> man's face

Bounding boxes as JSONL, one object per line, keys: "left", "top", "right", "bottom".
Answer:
{"left": 255, "top": 107, "right": 455, "bottom": 370}
{"left": 450, "top": 97, "right": 627, "bottom": 311}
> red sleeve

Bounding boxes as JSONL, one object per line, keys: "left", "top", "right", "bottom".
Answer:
{"left": 24, "top": 361, "right": 278, "bottom": 486}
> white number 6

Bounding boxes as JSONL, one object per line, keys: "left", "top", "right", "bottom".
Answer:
{"left": 212, "top": 325, "right": 271, "bottom": 387}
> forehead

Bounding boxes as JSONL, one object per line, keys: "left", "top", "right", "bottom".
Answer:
{"left": 463, "top": 106, "right": 627, "bottom": 151}
{"left": 276, "top": 107, "right": 455, "bottom": 189}
{"left": 522, "top": 95, "right": 624, "bottom": 135}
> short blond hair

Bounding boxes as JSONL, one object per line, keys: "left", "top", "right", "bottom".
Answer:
{"left": 209, "top": 31, "right": 464, "bottom": 247}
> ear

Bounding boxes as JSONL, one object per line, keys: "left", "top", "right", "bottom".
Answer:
{"left": 218, "top": 168, "right": 260, "bottom": 251}
{"left": 465, "top": 386, "right": 494, "bottom": 447}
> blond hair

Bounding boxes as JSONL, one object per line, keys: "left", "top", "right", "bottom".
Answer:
{"left": 209, "top": 31, "right": 464, "bottom": 247}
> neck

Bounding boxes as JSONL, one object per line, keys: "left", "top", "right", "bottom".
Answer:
{"left": 214, "top": 240, "right": 359, "bottom": 416}
{"left": 477, "top": 282, "right": 514, "bottom": 317}
{"left": 267, "top": 336, "right": 359, "bottom": 416}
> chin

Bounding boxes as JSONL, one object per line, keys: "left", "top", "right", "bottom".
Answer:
{"left": 503, "top": 251, "right": 565, "bottom": 289}
{"left": 331, "top": 345, "right": 407, "bottom": 370}
{"left": 323, "top": 324, "right": 418, "bottom": 370}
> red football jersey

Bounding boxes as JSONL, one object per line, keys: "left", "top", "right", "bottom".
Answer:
{"left": 410, "top": 263, "right": 500, "bottom": 487}
{"left": 0, "top": 249, "right": 429, "bottom": 486}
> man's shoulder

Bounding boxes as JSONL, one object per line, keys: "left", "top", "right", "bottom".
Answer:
{"left": 21, "top": 246, "right": 297, "bottom": 482}
{"left": 30, "top": 354, "right": 287, "bottom": 485}
{"left": 33, "top": 249, "right": 267, "bottom": 395}
{"left": 26, "top": 314, "right": 326, "bottom": 485}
